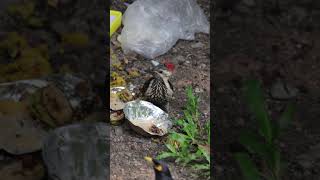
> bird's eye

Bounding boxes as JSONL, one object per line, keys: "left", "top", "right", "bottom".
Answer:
{"left": 159, "top": 70, "right": 163, "bottom": 73}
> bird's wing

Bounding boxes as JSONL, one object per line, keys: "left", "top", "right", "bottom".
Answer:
{"left": 141, "top": 77, "right": 154, "bottom": 97}
{"left": 168, "top": 80, "right": 174, "bottom": 92}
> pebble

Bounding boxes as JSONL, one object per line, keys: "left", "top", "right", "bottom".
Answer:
{"left": 175, "top": 55, "right": 185, "bottom": 64}
{"left": 191, "top": 42, "right": 205, "bottom": 49}
{"left": 195, "top": 87, "right": 204, "bottom": 93}
{"left": 270, "top": 80, "right": 299, "bottom": 100}
{"left": 199, "top": 63, "right": 207, "bottom": 69}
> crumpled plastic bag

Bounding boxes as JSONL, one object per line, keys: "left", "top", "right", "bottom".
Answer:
{"left": 118, "top": 0, "right": 209, "bottom": 59}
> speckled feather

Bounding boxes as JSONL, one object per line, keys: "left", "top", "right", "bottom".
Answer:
{"left": 141, "top": 72, "right": 174, "bottom": 111}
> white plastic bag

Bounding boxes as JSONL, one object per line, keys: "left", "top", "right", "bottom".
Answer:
{"left": 118, "top": 0, "right": 209, "bottom": 59}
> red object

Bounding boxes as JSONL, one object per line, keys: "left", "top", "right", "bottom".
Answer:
{"left": 164, "top": 62, "right": 175, "bottom": 72}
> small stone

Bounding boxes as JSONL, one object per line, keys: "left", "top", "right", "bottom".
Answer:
{"left": 271, "top": 80, "right": 299, "bottom": 100}
{"left": 195, "top": 87, "right": 204, "bottom": 93}
{"left": 175, "top": 55, "right": 185, "bottom": 63}
{"left": 199, "top": 63, "right": 207, "bottom": 69}
{"left": 191, "top": 42, "right": 204, "bottom": 49}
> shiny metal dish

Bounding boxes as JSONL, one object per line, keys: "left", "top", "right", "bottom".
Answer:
{"left": 123, "top": 100, "right": 172, "bottom": 136}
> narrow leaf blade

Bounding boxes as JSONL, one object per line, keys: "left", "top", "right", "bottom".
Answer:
{"left": 235, "top": 153, "right": 261, "bottom": 180}
{"left": 244, "top": 79, "right": 273, "bottom": 143}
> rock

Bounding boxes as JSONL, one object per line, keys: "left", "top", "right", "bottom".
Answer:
{"left": 270, "top": 80, "right": 299, "bottom": 100}
{"left": 42, "top": 123, "right": 109, "bottom": 180}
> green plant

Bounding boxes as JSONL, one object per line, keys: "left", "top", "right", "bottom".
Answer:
{"left": 235, "top": 79, "right": 295, "bottom": 180}
{"left": 157, "top": 86, "right": 210, "bottom": 177}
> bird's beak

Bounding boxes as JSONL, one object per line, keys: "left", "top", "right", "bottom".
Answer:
{"left": 144, "top": 156, "right": 153, "bottom": 163}
{"left": 154, "top": 164, "right": 163, "bottom": 172}
{"left": 144, "top": 156, "right": 163, "bottom": 172}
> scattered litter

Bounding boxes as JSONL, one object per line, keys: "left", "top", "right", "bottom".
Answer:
{"left": 110, "top": 92, "right": 125, "bottom": 111}
{"left": 110, "top": 111, "right": 125, "bottom": 125}
{"left": 123, "top": 100, "right": 172, "bottom": 136}
{"left": 110, "top": 86, "right": 134, "bottom": 111}
{"left": 151, "top": 60, "right": 160, "bottom": 67}
{"left": 110, "top": 86, "right": 135, "bottom": 125}
{"left": 111, "top": 72, "right": 126, "bottom": 87}
{"left": 128, "top": 83, "right": 137, "bottom": 95}
{"left": 164, "top": 61, "right": 175, "bottom": 72}
{"left": 110, "top": 86, "right": 126, "bottom": 94}
{"left": 110, "top": 10, "right": 122, "bottom": 37}
{"left": 118, "top": 0, "right": 209, "bottom": 59}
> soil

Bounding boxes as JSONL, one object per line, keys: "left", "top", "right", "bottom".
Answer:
{"left": 110, "top": 0, "right": 210, "bottom": 179}
{"left": 213, "top": 0, "right": 320, "bottom": 179}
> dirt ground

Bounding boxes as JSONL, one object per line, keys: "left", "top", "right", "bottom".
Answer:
{"left": 213, "top": 0, "right": 320, "bottom": 179}
{"left": 110, "top": 0, "right": 210, "bottom": 179}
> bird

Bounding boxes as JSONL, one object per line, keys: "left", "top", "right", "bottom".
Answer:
{"left": 141, "top": 63, "right": 174, "bottom": 112}
{"left": 144, "top": 156, "right": 174, "bottom": 180}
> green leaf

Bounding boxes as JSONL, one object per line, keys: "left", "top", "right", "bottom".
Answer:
{"left": 192, "top": 164, "right": 210, "bottom": 170}
{"left": 238, "top": 130, "right": 281, "bottom": 172}
{"left": 271, "top": 147, "right": 281, "bottom": 176}
{"left": 157, "top": 152, "right": 176, "bottom": 160}
{"left": 165, "top": 144, "right": 177, "bottom": 153}
{"left": 235, "top": 153, "right": 261, "bottom": 180}
{"left": 244, "top": 79, "right": 273, "bottom": 143}
{"left": 184, "top": 110, "right": 194, "bottom": 125}
{"left": 175, "top": 118, "right": 185, "bottom": 126}
{"left": 169, "top": 132, "right": 190, "bottom": 144}
{"left": 238, "top": 130, "right": 269, "bottom": 158}
{"left": 278, "top": 103, "right": 295, "bottom": 130}
{"left": 198, "top": 145, "right": 210, "bottom": 163}
{"left": 272, "top": 122, "right": 280, "bottom": 143}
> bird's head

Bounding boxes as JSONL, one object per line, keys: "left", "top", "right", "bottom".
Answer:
{"left": 154, "top": 68, "right": 172, "bottom": 78}
{"left": 144, "top": 156, "right": 173, "bottom": 179}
